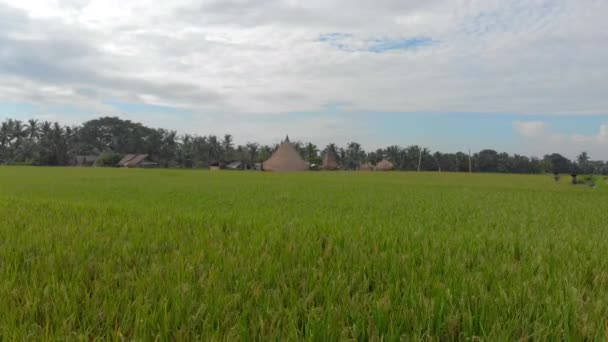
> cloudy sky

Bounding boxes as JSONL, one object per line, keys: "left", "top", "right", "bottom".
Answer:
{"left": 1, "top": 0, "right": 607, "bottom": 158}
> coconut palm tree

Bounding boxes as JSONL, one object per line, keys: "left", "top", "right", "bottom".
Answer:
{"left": 304, "top": 142, "right": 319, "bottom": 164}
{"left": 222, "top": 134, "right": 234, "bottom": 160}
{"left": 208, "top": 135, "right": 222, "bottom": 162}
{"left": 25, "top": 119, "right": 40, "bottom": 140}
{"left": 246, "top": 143, "right": 259, "bottom": 164}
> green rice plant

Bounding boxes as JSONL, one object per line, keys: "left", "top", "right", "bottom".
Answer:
{"left": 0, "top": 167, "right": 607, "bottom": 340}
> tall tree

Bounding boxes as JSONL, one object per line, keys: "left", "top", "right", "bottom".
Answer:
{"left": 577, "top": 151, "right": 591, "bottom": 174}
{"left": 222, "top": 134, "right": 234, "bottom": 161}
{"left": 25, "top": 119, "right": 40, "bottom": 140}
{"left": 303, "top": 142, "right": 320, "bottom": 165}
{"left": 246, "top": 143, "right": 259, "bottom": 164}
{"left": 543, "top": 153, "right": 572, "bottom": 174}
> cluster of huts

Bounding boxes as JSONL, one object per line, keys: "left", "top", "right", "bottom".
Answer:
{"left": 73, "top": 154, "right": 159, "bottom": 168}
{"left": 74, "top": 137, "right": 395, "bottom": 171}
{"left": 251, "top": 136, "right": 394, "bottom": 172}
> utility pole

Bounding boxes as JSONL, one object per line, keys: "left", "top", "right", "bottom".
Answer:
{"left": 468, "top": 149, "right": 472, "bottom": 173}
{"left": 417, "top": 148, "right": 422, "bottom": 172}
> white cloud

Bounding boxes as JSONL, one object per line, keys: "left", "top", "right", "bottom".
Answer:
{"left": 513, "top": 121, "right": 545, "bottom": 137}
{"left": 0, "top": 0, "right": 606, "bottom": 116}
{"left": 599, "top": 123, "right": 608, "bottom": 142}
{"left": 513, "top": 120, "right": 608, "bottom": 159}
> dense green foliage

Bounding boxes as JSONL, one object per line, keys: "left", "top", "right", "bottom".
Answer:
{"left": 1, "top": 116, "right": 607, "bottom": 173}
{"left": 1, "top": 167, "right": 607, "bottom": 340}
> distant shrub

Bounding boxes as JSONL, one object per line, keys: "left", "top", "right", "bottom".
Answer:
{"left": 96, "top": 153, "right": 124, "bottom": 167}
{"left": 579, "top": 175, "right": 598, "bottom": 187}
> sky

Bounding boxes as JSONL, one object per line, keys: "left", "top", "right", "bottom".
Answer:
{"left": 0, "top": 0, "right": 607, "bottom": 159}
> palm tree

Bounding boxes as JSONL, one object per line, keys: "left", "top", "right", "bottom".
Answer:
{"left": 40, "top": 121, "right": 52, "bottom": 138}
{"left": 179, "top": 134, "right": 194, "bottom": 167}
{"left": 0, "top": 121, "right": 9, "bottom": 148}
{"left": 304, "top": 142, "right": 319, "bottom": 164}
{"left": 11, "top": 120, "right": 24, "bottom": 146}
{"left": 160, "top": 130, "right": 178, "bottom": 167}
{"left": 222, "top": 134, "right": 234, "bottom": 160}
{"left": 246, "top": 143, "right": 259, "bottom": 164}
{"left": 345, "top": 142, "right": 365, "bottom": 170}
{"left": 208, "top": 135, "right": 221, "bottom": 162}
{"left": 385, "top": 145, "right": 401, "bottom": 163}
{"left": 323, "top": 143, "right": 338, "bottom": 155}
{"left": 433, "top": 152, "right": 443, "bottom": 172}
{"left": 26, "top": 119, "right": 40, "bottom": 140}
{"left": 258, "top": 145, "right": 273, "bottom": 162}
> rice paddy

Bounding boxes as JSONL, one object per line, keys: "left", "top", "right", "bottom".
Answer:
{"left": 1, "top": 167, "right": 607, "bottom": 340}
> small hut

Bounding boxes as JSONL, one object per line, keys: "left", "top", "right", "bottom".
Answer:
{"left": 321, "top": 153, "right": 339, "bottom": 171}
{"left": 360, "top": 163, "right": 375, "bottom": 171}
{"left": 225, "top": 161, "right": 244, "bottom": 170}
{"left": 117, "top": 154, "right": 159, "bottom": 168}
{"left": 376, "top": 159, "right": 394, "bottom": 171}
{"left": 262, "top": 136, "right": 308, "bottom": 172}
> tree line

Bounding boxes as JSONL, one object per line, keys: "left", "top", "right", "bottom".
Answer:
{"left": 1, "top": 116, "right": 606, "bottom": 174}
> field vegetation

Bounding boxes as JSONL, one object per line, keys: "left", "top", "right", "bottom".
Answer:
{"left": 1, "top": 167, "right": 607, "bottom": 340}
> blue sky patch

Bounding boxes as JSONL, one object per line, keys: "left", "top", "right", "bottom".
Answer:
{"left": 318, "top": 33, "right": 354, "bottom": 51}
{"left": 318, "top": 33, "right": 352, "bottom": 42}
{"left": 368, "top": 37, "right": 434, "bottom": 53}
{"left": 319, "top": 33, "right": 434, "bottom": 53}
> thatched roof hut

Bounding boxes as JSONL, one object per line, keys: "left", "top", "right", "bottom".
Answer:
{"left": 376, "top": 159, "right": 394, "bottom": 171}
{"left": 263, "top": 136, "right": 308, "bottom": 172}
{"left": 117, "top": 154, "right": 158, "bottom": 168}
{"left": 360, "top": 163, "right": 375, "bottom": 171}
{"left": 321, "top": 153, "right": 339, "bottom": 170}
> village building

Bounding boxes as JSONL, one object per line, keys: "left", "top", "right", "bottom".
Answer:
{"left": 360, "top": 163, "right": 375, "bottom": 171}
{"left": 375, "top": 159, "right": 394, "bottom": 171}
{"left": 117, "top": 154, "right": 159, "bottom": 168}
{"left": 320, "top": 153, "right": 339, "bottom": 170}
{"left": 262, "top": 136, "right": 308, "bottom": 172}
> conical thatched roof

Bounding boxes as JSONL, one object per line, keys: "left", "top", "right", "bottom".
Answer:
{"left": 263, "top": 136, "right": 308, "bottom": 172}
{"left": 321, "top": 153, "right": 339, "bottom": 170}
{"left": 360, "top": 163, "right": 375, "bottom": 171}
{"left": 376, "top": 159, "right": 394, "bottom": 171}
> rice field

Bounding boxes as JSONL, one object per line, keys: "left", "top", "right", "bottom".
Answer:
{"left": 0, "top": 167, "right": 607, "bottom": 340}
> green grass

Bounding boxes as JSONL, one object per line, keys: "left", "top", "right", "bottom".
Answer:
{"left": 1, "top": 167, "right": 607, "bottom": 340}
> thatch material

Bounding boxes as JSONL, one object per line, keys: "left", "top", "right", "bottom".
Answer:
{"left": 117, "top": 154, "right": 152, "bottom": 168}
{"left": 375, "top": 159, "right": 394, "bottom": 171}
{"left": 117, "top": 154, "right": 136, "bottom": 166}
{"left": 360, "top": 163, "right": 375, "bottom": 171}
{"left": 126, "top": 154, "right": 149, "bottom": 167}
{"left": 321, "top": 153, "right": 339, "bottom": 170}
{"left": 263, "top": 136, "right": 308, "bottom": 172}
